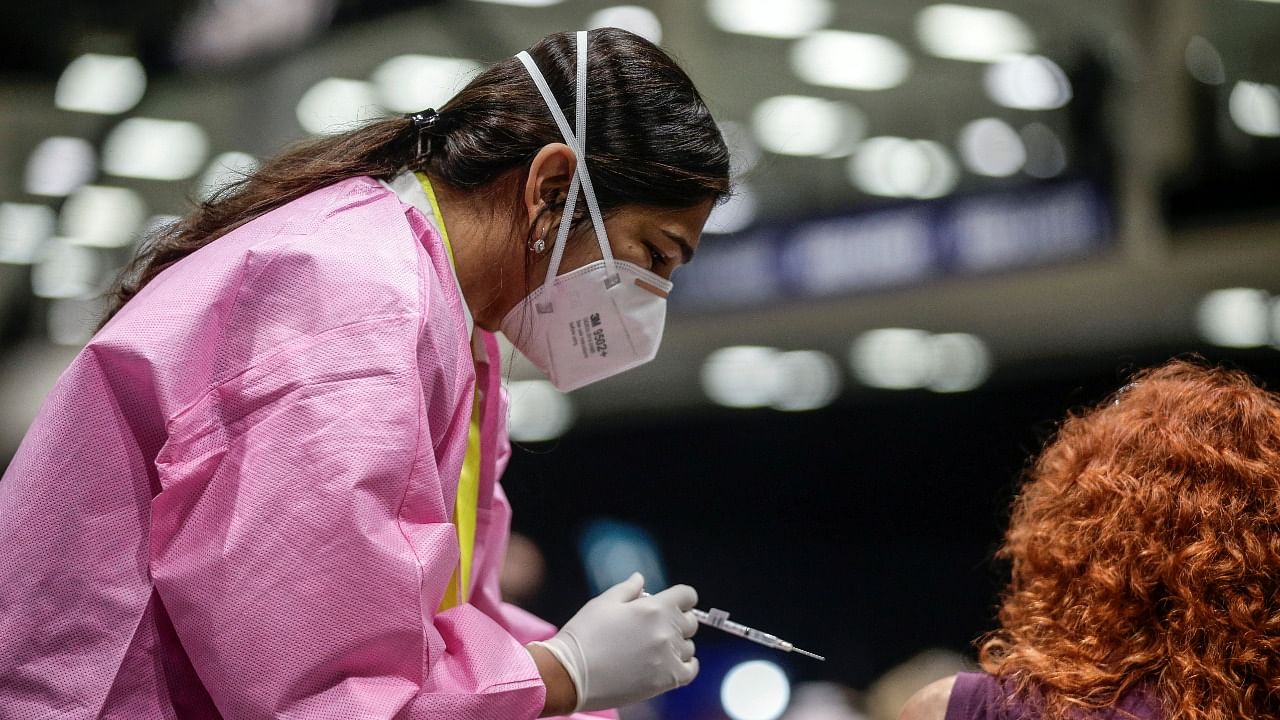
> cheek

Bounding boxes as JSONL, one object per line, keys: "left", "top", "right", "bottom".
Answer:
{"left": 602, "top": 224, "right": 651, "bottom": 267}
{"left": 614, "top": 243, "right": 651, "bottom": 268}
{"left": 558, "top": 218, "right": 651, "bottom": 272}
{"left": 549, "top": 227, "right": 610, "bottom": 274}
{"left": 589, "top": 225, "right": 648, "bottom": 267}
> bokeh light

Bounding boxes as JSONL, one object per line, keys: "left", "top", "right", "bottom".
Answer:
{"left": 850, "top": 137, "right": 959, "bottom": 199}
{"left": 296, "top": 78, "right": 380, "bottom": 135}
{"left": 752, "top": 95, "right": 866, "bottom": 158}
{"left": 915, "top": 4, "right": 1034, "bottom": 62}
{"left": 196, "top": 152, "right": 260, "bottom": 201}
{"left": 707, "top": 0, "right": 832, "bottom": 39}
{"left": 54, "top": 54, "right": 147, "bottom": 115}
{"left": 0, "top": 203, "right": 56, "bottom": 265}
{"left": 1229, "top": 81, "right": 1280, "bottom": 137}
{"left": 849, "top": 328, "right": 992, "bottom": 392}
{"left": 984, "top": 55, "right": 1073, "bottom": 110}
{"left": 1196, "top": 288, "right": 1271, "bottom": 348}
{"left": 102, "top": 118, "right": 210, "bottom": 181}
{"left": 372, "top": 55, "right": 482, "bottom": 114}
{"left": 587, "top": 5, "right": 663, "bottom": 45}
{"left": 791, "top": 30, "right": 912, "bottom": 91}
{"left": 721, "top": 660, "right": 791, "bottom": 720}
{"left": 507, "top": 379, "right": 575, "bottom": 442}
{"left": 958, "top": 118, "right": 1027, "bottom": 177}
{"left": 60, "top": 186, "right": 147, "bottom": 249}
{"left": 25, "top": 137, "right": 96, "bottom": 197}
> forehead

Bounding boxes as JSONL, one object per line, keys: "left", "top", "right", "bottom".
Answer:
{"left": 612, "top": 200, "right": 715, "bottom": 238}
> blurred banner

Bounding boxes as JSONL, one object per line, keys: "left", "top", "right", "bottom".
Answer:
{"left": 677, "top": 178, "right": 1110, "bottom": 313}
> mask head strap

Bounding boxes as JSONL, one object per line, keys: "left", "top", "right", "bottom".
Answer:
{"left": 516, "top": 31, "right": 620, "bottom": 314}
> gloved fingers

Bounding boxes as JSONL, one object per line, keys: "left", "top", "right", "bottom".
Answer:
{"left": 676, "top": 638, "right": 696, "bottom": 662}
{"left": 600, "top": 572, "right": 646, "bottom": 601}
{"left": 675, "top": 656, "right": 700, "bottom": 687}
{"left": 652, "top": 583, "right": 698, "bottom": 612}
{"left": 676, "top": 610, "right": 699, "bottom": 638}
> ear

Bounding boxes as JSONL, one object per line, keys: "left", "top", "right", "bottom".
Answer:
{"left": 523, "top": 143, "right": 578, "bottom": 225}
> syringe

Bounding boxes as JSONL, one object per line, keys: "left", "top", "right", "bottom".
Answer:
{"left": 694, "top": 607, "right": 825, "bottom": 661}
{"left": 642, "top": 593, "right": 824, "bottom": 661}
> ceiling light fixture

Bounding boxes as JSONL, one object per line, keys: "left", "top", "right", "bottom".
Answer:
{"left": 916, "top": 4, "right": 1034, "bottom": 63}
{"left": 296, "top": 78, "right": 380, "bottom": 135}
{"left": 958, "top": 118, "right": 1026, "bottom": 177}
{"left": 983, "top": 54, "right": 1072, "bottom": 110}
{"left": 791, "top": 30, "right": 912, "bottom": 91}
{"left": 587, "top": 5, "right": 663, "bottom": 44}
{"left": 707, "top": 0, "right": 832, "bottom": 39}
{"left": 372, "top": 55, "right": 482, "bottom": 114}
{"left": 102, "top": 118, "right": 210, "bottom": 181}
{"left": 751, "top": 95, "right": 865, "bottom": 157}
{"left": 849, "top": 137, "right": 958, "bottom": 199}
{"left": 55, "top": 54, "right": 147, "bottom": 114}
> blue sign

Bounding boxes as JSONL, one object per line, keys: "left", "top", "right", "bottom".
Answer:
{"left": 674, "top": 178, "right": 1111, "bottom": 313}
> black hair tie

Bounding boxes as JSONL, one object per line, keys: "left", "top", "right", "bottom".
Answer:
{"left": 406, "top": 108, "right": 441, "bottom": 132}
{"left": 406, "top": 108, "right": 449, "bottom": 159}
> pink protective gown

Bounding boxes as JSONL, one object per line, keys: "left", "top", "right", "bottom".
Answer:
{"left": 0, "top": 176, "right": 615, "bottom": 720}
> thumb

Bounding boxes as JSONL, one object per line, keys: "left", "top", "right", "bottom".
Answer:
{"left": 599, "top": 572, "right": 645, "bottom": 601}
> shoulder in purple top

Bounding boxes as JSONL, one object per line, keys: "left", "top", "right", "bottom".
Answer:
{"left": 944, "top": 672, "right": 1163, "bottom": 720}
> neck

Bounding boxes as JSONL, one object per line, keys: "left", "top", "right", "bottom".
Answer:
{"left": 426, "top": 172, "right": 521, "bottom": 331}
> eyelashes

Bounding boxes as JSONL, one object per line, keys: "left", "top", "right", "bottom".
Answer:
{"left": 643, "top": 241, "right": 668, "bottom": 269}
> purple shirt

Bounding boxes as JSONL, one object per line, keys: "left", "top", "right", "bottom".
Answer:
{"left": 945, "top": 672, "right": 1163, "bottom": 720}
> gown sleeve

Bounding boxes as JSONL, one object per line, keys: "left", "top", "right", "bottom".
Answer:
{"left": 148, "top": 310, "right": 547, "bottom": 719}
{"left": 465, "top": 408, "right": 620, "bottom": 720}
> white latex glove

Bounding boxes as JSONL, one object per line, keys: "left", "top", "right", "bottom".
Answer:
{"left": 533, "top": 573, "right": 699, "bottom": 712}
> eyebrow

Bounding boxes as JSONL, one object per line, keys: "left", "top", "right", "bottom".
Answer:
{"left": 662, "top": 229, "right": 696, "bottom": 264}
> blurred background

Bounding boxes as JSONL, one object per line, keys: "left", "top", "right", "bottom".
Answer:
{"left": 2, "top": 0, "right": 1279, "bottom": 718}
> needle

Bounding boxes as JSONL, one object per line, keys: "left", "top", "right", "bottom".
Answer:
{"left": 790, "top": 647, "right": 826, "bottom": 662}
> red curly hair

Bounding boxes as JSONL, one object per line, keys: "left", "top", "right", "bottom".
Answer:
{"left": 979, "top": 360, "right": 1280, "bottom": 720}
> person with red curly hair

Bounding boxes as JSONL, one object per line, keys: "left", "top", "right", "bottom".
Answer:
{"left": 901, "top": 359, "right": 1280, "bottom": 720}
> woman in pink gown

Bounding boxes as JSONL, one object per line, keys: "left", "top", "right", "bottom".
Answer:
{"left": 0, "top": 28, "right": 729, "bottom": 719}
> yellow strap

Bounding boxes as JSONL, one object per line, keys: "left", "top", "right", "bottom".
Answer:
{"left": 416, "top": 172, "right": 481, "bottom": 612}
{"left": 417, "top": 172, "right": 455, "bottom": 265}
{"left": 438, "top": 401, "right": 482, "bottom": 612}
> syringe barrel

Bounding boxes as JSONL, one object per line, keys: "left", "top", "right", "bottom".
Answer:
{"left": 741, "top": 627, "right": 784, "bottom": 648}
{"left": 692, "top": 606, "right": 804, "bottom": 655}
{"left": 716, "top": 618, "right": 784, "bottom": 650}
{"left": 696, "top": 607, "right": 783, "bottom": 649}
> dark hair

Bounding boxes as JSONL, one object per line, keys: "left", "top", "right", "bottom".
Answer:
{"left": 102, "top": 28, "right": 730, "bottom": 322}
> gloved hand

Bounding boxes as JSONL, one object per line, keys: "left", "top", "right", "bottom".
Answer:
{"left": 533, "top": 573, "right": 699, "bottom": 712}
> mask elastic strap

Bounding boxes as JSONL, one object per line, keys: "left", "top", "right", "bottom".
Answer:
{"left": 515, "top": 32, "right": 620, "bottom": 312}
{"left": 570, "top": 31, "right": 620, "bottom": 284}
{"left": 546, "top": 172, "right": 582, "bottom": 308}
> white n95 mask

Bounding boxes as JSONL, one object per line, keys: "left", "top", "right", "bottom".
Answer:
{"left": 501, "top": 259, "right": 673, "bottom": 393}
{"left": 501, "top": 32, "right": 674, "bottom": 393}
